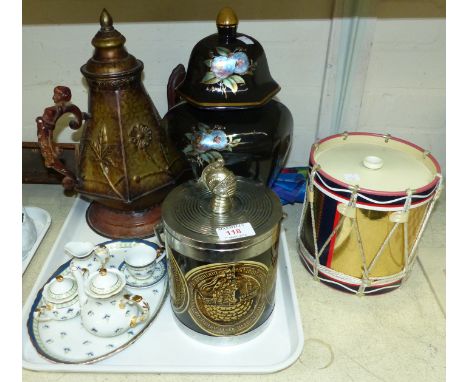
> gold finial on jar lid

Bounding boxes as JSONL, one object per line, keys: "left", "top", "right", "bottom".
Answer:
{"left": 216, "top": 7, "right": 238, "bottom": 27}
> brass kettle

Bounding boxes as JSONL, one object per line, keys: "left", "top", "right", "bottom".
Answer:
{"left": 36, "top": 9, "right": 189, "bottom": 239}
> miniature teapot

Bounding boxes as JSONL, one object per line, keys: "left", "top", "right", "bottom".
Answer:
{"left": 34, "top": 274, "right": 81, "bottom": 321}
{"left": 71, "top": 267, "right": 149, "bottom": 337}
{"left": 65, "top": 242, "right": 110, "bottom": 273}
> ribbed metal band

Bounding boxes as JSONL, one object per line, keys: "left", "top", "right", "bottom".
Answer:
{"left": 161, "top": 177, "right": 282, "bottom": 250}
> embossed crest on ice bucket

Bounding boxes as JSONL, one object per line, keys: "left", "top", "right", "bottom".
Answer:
{"left": 158, "top": 159, "right": 283, "bottom": 342}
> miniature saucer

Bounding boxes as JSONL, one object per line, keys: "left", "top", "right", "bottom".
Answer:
{"left": 118, "top": 258, "right": 167, "bottom": 288}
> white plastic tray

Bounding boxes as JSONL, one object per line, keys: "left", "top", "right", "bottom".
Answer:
{"left": 22, "top": 197, "right": 304, "bottom": 374}
{"left": 22, "top": 206, "right": 51, "bottom": 274}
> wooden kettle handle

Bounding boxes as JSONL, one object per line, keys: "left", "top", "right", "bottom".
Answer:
{"left": 35, "top": 86, "right": 87, "bottom": 190}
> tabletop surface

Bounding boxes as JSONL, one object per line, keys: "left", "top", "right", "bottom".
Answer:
{"left": 22, "top": 184, "right": 446, "bottom": 382}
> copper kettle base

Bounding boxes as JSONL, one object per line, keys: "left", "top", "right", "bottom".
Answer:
{"left": 86, "top": 202, "right": 161, "bottom": 239}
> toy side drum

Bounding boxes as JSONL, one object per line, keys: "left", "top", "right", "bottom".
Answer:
{"left": 297, "top": 132, "right": 442, "bottom": 295}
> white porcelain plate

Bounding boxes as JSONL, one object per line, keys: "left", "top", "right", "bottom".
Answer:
{"left": 22, "top": 206, "right": 51, "bottom": 274}
{"left": 27, "top": 239, "right": 167, "bottom": 364}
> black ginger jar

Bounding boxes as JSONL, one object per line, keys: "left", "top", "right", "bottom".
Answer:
{"left": 162, "top": 7, "right": 293, "bottom": 187}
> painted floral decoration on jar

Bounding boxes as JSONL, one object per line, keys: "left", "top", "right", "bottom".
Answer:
{"left": 232, "top": 52, "right": 249, "bottom": 74}
{"left": 182, "top": 123, "right": 268, "bottom": 166}
{"left": 201, "top": 47, "right": 256, "bottom": 98}
{"left": 183, "top": 123, "right": 241, "bottom": 165}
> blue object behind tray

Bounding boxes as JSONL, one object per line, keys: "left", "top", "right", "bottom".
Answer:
{"left": 271, "top": 167, "right": 308, "bottom": 205}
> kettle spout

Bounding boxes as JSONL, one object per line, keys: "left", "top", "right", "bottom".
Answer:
{"left": 71, "top": 266, "right": 88, "bottom": 307}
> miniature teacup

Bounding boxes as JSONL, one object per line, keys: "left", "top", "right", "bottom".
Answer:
{"left": 124, "top": 246, "right": 160, "bottom": 280}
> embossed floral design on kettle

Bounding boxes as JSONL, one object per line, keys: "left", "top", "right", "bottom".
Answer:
{"left": 35, "top": 9, "right": 189, "bottom": 239}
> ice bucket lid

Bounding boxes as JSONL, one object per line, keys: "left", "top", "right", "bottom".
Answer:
{"left": 161, "top": 159, "right": 282, "bottom": 250}
{"left": 311, "top": 132, "right": 441, "bottom": 194}
{"left": 176, "top": 7, "right": 280, "bottom": 109}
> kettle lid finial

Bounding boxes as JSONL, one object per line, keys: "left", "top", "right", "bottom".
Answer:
{"left": 92, "top": 9, "right": 125, "bottom": 49}
{"left": 100, "top": 8, "right": 114, "bottom": 30}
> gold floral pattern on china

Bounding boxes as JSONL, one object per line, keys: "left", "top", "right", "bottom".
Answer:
{"left": 167, "top": 248, "right": 189, "bottom": 314}
{"left": 185, "top": 261, "right": 268, "bottom": 336}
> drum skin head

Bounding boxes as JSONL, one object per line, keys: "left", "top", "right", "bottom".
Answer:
{"left": 311, "top": 133, "right": 440, "bottom": 193}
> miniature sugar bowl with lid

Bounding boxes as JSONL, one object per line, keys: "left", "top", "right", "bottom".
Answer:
{"left": 163, "top": 7, "right": 293, "bottom": 187}
{"left": 157, "top": 158, "right": 283, "bottom": 342}
{"left": 33, "top": 275, "right": 81, "bottom": 322}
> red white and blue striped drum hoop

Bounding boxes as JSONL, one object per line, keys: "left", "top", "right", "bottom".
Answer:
{"left": 297, "top": 132, "right": 442, "bottom": 295}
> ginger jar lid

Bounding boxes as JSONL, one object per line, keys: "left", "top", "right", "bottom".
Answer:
{"left": 161, "top": 159, "right": 283, "bottom": 252}
{"left": 176, "top": 7, "right": 281, "bottom": 109}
